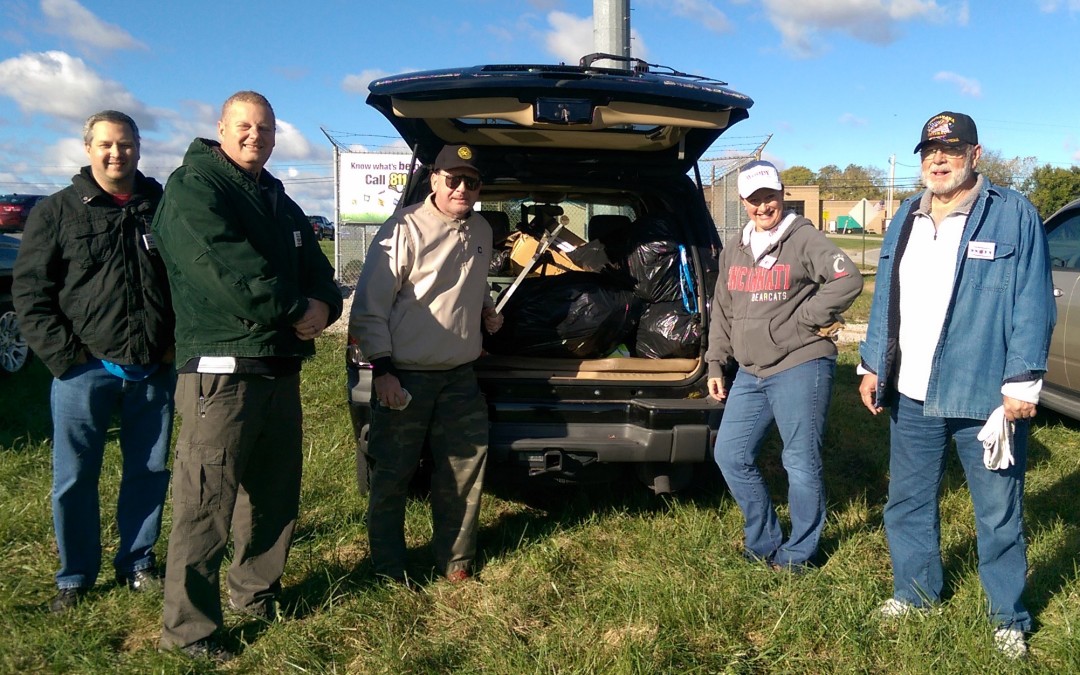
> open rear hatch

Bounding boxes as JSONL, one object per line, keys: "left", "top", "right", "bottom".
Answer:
{"left": 365, "top": 55, "right": 753, "bottom": 173}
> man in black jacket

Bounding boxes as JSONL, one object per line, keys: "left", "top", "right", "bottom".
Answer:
{"left": 13, "top": 110, "right": 175, "bottom": 613}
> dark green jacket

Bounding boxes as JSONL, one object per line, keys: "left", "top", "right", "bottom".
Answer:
{"left": 152, "top": 138, "right": 342, "bottom": 366}
{"left": 13, "top": 168, "right": 173, "bottom": 377}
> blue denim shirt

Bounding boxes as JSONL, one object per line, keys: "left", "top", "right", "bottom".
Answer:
{"left": 860, "top": 179, "right": 1056, "bottom": 419}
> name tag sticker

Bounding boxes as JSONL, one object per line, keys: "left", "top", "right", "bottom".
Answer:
{"left": 967, "top": 241, "right": 995, "bottom": 260}
{"left": 759, "top": 255, "right": 778, "bottom": 270}
{"left": 293, "top": 231, "right": 303, "bottom": 247}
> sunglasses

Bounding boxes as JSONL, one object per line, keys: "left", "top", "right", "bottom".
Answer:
{"left": 439, "top": 172, "right": 481, "bottom": 191}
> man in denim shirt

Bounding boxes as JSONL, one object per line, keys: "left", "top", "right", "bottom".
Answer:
{"left": 858, "top": 112, "right": 1055, "bottom": 659}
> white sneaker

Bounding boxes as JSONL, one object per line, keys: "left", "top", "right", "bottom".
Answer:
{"left": 873, "top": 597, "right": 920, "bottom": 620}
{"left": 993, "top": 627, "right": 1028, "bottom": 659}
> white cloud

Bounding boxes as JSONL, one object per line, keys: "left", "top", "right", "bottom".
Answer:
{"left": 542, "top": 11, "right": 649, "bottom": 64}
{"left": 545, "top": 11, "right": 593, "bottom": 64}
{"left": 933, "top": 70, "right": 982, "bottom": 97}
{"left": 41, "top": 0, "right": 147, "bottom": 53}
{"left": 839, "top": 112, "right": 868, "bottom": 127}
{"left": 0, "top": 51, "right": 153, "bottom": 126}
{"left": 342, "top": 69, "right": 393, "bottom": 95}
{"left": 42, "top": 136, "right": 87, "bottom": 177}
{"left": 760, "top": 0, "right": 955, "bottom": 58}
{"left": 272, "top": 118, "right": 318, "bottom": 161}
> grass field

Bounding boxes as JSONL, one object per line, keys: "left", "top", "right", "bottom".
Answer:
{"left": 1, "top": 325, "right": 1078, "bottom": 671}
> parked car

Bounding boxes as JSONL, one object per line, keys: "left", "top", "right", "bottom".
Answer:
{"left": 308, "top": 215, "right": 334, "bottom": 241}
{"left": 346, "top": 54, "right": 753, "bottom": 494}
{"left": 0, "top": 194, "right": 47, "bottom": 232}
{"left": 1041, "top": 197, "right": 1080, "bottom": 419}
{"left": 0, "top": 233, "right": 31, "bottom": 374}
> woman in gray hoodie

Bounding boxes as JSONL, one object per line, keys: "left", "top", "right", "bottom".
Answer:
{"left": 706, "top": 160, "right": 863, "bottom": 572}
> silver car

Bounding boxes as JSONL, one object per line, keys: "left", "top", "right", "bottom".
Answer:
{"left": 1041, "top": 197, "right": 1080, "bottom": 418}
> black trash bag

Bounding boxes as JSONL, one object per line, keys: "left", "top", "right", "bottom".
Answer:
{"left": 625, "top": 215, "right": 682, "bottom": 303}
{"left": 485, "top": 272, "right": 641, "bottom": 358}
{"left": 628, "top": 239, "right": 680, "bottom": 303}
{"left": 634, "top": 301, "right": 702, "bottom": 359}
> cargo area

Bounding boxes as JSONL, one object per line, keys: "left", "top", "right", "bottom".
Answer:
{"left": 476, "top": 197, "right": 714, "bottom": 377}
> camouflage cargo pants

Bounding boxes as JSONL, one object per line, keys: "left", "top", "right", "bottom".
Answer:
{"left": 366, "top": 364, "right": 488, "bottom": 578}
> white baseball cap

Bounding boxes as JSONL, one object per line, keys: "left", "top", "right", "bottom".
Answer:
{"left": 737, "top": 160, "right": 783, "bottom": 198}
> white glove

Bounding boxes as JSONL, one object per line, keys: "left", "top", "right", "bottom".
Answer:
{"left": 977, "top": 405, "right": 1015, "bottom": 471}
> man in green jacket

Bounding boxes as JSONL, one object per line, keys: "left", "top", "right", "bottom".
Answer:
{"left": 152, "top": 91, "right": 342, "bottom": 662}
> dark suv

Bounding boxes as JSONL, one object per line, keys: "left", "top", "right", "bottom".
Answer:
{"left": 346, "top": 55, "right": 753, "bottom": 493}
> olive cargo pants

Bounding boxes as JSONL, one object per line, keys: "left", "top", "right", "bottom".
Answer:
{"left": 161, "top": 372, "right": 303, "bottom": 649}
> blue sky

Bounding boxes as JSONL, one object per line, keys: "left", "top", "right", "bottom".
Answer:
{"left": 1, "top": 0, "right": 1078, "bottom": 217}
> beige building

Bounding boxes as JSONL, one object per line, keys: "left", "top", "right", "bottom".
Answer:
{"left": 778, "top": 184, "right": 900, "bottom": 235}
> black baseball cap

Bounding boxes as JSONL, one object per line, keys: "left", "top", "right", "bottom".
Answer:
{"left": 432, "top": 144, "right": 480, "bottom": 173}
{"left": 914, "top": 111, "right": 978, "bottom": 153}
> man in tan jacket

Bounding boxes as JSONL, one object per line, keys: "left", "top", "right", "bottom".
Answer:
{"left": 351, "top": 144, "right": 502, "bottom": 584}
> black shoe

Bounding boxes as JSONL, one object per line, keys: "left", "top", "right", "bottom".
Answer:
{"left": 48, "top": 587, "right": 88, "bottom": 613}
{"left": 179, "top": 638, "right": 235, "bottom": 663}
{"left": 228, "top": 598, "right": 278, "bottom": 622}
{"left": 116, "top": 567, "right": 162, "bottom": 593}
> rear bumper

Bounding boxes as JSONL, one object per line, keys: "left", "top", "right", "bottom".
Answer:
{"left": 347, "top": 363, "right": 722, "bottom": 470}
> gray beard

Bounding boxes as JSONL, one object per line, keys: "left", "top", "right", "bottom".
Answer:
{"left": 925, "top": 164, "right": 973, "bottom": 196}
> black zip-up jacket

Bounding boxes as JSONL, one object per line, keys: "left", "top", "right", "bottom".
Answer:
{"left": 12, "top": 168, "right": 174, "bottom": 377}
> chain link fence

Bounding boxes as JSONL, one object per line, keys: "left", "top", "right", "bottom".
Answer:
{"left": 335, "top": 223, "right": 381, "bottom": 291}
{"left": 701, "top": 155, "right": 757, "bottom": 246}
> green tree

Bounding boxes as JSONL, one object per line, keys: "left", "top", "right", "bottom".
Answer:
{"left": 780, "top": 165, "right": 815, "bottom": 186}
{"left": 818, "top": 164, "right": 885, "bottom": 200}
{"left": 977, "top": 148, "right": 1037, "bottom": 192}
{"left": 1024, "top": 164, "right": 1080, "bottom": 218}
{"left": 816, "top": 164, "right": 842, "bottom": 199}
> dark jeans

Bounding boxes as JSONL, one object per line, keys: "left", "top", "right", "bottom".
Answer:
{"left": 161, "top": 372, "right": 302, "bottom": 649}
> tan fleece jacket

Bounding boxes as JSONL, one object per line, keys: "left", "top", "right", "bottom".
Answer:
{"left": 350, "top": 195, "right": 493, "bottom": 371}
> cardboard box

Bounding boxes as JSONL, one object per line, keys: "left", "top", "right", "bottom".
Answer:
{"left": 509, "top": 229, "right": 587, "bottom": 276}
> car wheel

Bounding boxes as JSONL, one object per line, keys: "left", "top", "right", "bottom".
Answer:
{"left": 0, "top": 307, "right": 31, "bottom": 375}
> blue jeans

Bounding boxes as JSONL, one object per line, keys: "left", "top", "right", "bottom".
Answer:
{"left": 50, "top": 360, "right": 175, "bottom": 590}
{"left": 713, "top": 356, "right": 835, "bottom": 567}
{"left": 885, "top": 395, "right": 1030, "bottom": 630}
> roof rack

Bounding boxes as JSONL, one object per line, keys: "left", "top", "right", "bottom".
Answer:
{"left": 577, "top": 53, "right": 727, "bottom": 85}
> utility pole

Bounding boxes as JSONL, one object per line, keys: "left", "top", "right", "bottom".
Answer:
{"left": 594, "top": 0, "right": 631, "bottom": 69}
{"left": 886, "top": 154, "right": 895, "bottom": 232}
